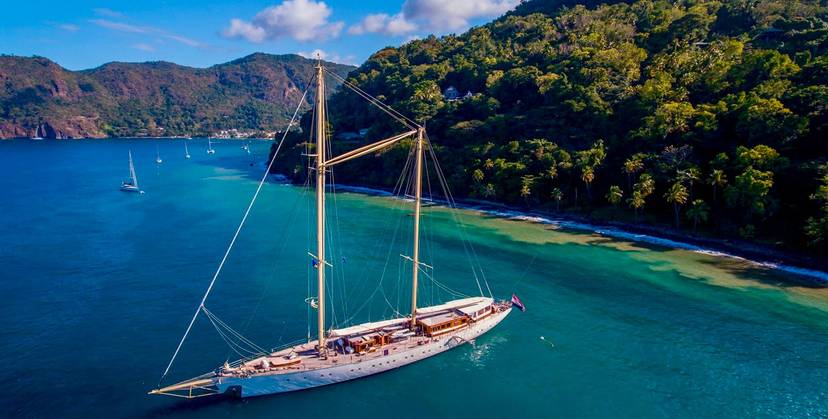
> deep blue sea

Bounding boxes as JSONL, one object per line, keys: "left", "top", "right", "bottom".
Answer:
{"left": 0, "top": 139, "right": 826, "bottom": 418}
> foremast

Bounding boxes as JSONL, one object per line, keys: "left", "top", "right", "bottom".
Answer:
{"left": 410, "top": 127, "right": 424, "bottom": 329}
{"left": 315, "top": 61, "right": 328, "bottom": 353}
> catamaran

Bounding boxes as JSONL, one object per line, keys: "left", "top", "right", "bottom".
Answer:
{"left": 120, "top": 150, "right": 143, "bottom": 194}
{"left": 150, "top": 62, "right": 514, "bottom": 399}
{"left": 184, "top": 142, "right": 191, "bottom": 159}
{"left": 207, "top": 140, "right": 215, "bottom": 154}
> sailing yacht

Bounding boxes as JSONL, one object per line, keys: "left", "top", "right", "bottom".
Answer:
{"left": 156, "top": 145, "right": 163, "bottom": 164}
{"left": 151, "top": 63, "right": 513, "bottom": 399}
{"left": 207, "top": 140, "right": 216, "bottom": 154}
{"left": 120, "top": 150, "right": 144, "bottom": 194}
{"left": 184, "top": 142, "right": 191, "bottom": 159}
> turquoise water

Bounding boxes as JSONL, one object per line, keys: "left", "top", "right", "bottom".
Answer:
{"left": 1, "top": 139, "right": 827, "bottom": 418}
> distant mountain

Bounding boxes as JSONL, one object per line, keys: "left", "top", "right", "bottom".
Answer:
{"left": 0, "top": 53, "right": 354, "bottom": 139}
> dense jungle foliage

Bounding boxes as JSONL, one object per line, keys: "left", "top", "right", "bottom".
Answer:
{"left": 275, "top": 0, "right": 828, "bottom": 254}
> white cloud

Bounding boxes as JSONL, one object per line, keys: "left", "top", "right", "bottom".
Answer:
{"left": 58, "top": 24, "right": 79, "bottom": 32}
{"left": 348, "top": 13, "right": 417, "bottom": 36}
{"left": 223, "top": 0, "right": 344, "bottom": 43}
{"left": 224, "top": 19, "right": 267, "bottom": 43}
{"left": 298, "top": 48, "right": 328, "bottom": 60}
{"left": 349, "top": 0, "right": 519, "bottom": 37}
{"left": 91, "top": 19, "right": 149, "bottom": 34}
{"left": 94, "top": 8, "right": 124, "bottom": 18}
{"left": 90, "top": 19, "right": 207, "bottom": 48}
{"left": 297, "top": 49, "right": 357, "bottom": 65}
{"left": 133, "top": 43, "right": 155, "bottom": 52}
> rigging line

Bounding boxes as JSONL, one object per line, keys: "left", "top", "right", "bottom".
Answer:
{"left": 305, "top": 110, "right": 314, "bottom": 342}
{"left": 233, "top": 73, "right": 318, "bottom": 358}
{"left": 421, "top": 268, "right": 470, "bottom": 298}
{"left": 336, "top": 144, "right": 416, "bottom": 326}
{"left": 202, "top": 307, "right": 268, "bottom": 354}
{"left": 511, "top": 248, "right": 540, "bottom": 291}
{"left": 158, "top": 83, "right": 311, "bottom": 386}
{"left": 202, "top": 307, "right": 265, "bottom": 354}
{"left": 323, "top": 70, "right": 414, "bottom": 127}
{"left": 237, "top": 181, "right": 308, "bottom": 341}
{"left": 419, "top": 154, "right": 464, "bottom": 300}
{"left": 205, "top": 311, "right": 261, "bottom": 358}
{"left": 323, "top": 92, "right": 349, "bottom": 327}
{"left": 202, "top": 307, "right": 264, "bottom": 357}
{"left": 425, "top": 138, "right": 488, "bottom": 297}
{"left": 320, "top": 82, "right": 342, "bottom": 331}
{"left": 324, "top": 70, "right": 420, "bottom": 130}
{"left": 339, "top": 141, "right": 414, "bottom": 310}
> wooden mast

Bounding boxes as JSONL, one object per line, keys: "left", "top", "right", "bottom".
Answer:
{"left": 315, "top": 61, "right": 327, "bottom": 353}
{"left": 410, "top": 127, "right": 424, "bottom": 329}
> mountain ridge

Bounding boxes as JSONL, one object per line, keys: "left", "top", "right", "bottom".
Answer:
{"left": 0, "top": 53, "right": 354, "bottom": 139}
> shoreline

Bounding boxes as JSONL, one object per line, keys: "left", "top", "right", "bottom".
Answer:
{"left": 331, "top": 184, "right": 828, "bottom": 286}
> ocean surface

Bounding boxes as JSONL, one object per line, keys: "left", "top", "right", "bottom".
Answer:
{"left": 1, "top": 139, "right": 826, "bottom": 418}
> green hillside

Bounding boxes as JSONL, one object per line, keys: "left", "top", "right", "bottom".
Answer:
{"left": 278, "top": 0, "right": 828, "bottom": 253}
{"left": 0, "top": 53, "right": 354, "bottom": 138}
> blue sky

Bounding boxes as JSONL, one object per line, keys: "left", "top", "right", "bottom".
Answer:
{"left": 0, "top": 0, "right": 519, "bottom": 70}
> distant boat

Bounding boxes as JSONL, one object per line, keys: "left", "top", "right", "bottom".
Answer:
{"left": 207, "top": 140, "right": 216, "bottom": 154}
{"left": 243, "top": 142, "right": 251, "bottom": 154}
{"left": 156, "top": 145, "right": 163, "bottom": 164}
{"left": 31, "top": 136, "right": 44, "bottom": 141}
{"left": 184, "top": 142, "right": 191, "bottom": 159}
{"left": 120, "top": 150, "right": 144, "bottom": 194}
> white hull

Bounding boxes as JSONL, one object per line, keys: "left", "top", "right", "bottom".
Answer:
{"left": 215, "top": 307, "right": 510, "bottom": 398}
{"left": 120, "top": 184, "right": 143, "bottom": 193}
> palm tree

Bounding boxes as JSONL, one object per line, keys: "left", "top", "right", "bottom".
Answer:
{"left": 637, "top": 173, "right": 655, "bottom": 197}
{"left": 520, "top": 175, "right": 535, "bottom": 204}
{"left": 708, "top": 169, "right": 727, "bottom": 204}
{"left": 623, "top": 154, "right": 645, "bottom": 191}
{"left": 679, "top": 166, "right": 701, "bottom": 200}
{"left": 606, "top": 185, "right": 623, "bottom": 207}
{"left": 575, "top": 139, "right": 606, "bottom": 201}
{"left": 627, "top": 190, "right": 645, "bottom": 222}
{"left": 686, "top": 199, "right": 710, "bottom": 232}
{"left": 665, "top": 182, "right": 689, "bottom": 228}
{"left": 482, "top": 183, "right": 496, "bottom": 198}
{"left": 551, "top": 187, "right": 563, "bottom": 211}
{"left": 581, "top": 167, "right": 595, "bottom": 199}
{"left": 629, "top": 173, "right": 655, "bottom": 222}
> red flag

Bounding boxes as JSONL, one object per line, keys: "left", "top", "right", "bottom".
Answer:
{"left": 511, "top": 293, "right": 526, "bottom": 312}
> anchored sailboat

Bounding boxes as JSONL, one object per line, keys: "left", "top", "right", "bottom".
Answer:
{"left": 151, "top": 62, "right": 513, "bottom": 399}
{"left": 120, "top": 150, "right": 143, "bottom": 194}
{"left": 156, "top": 145, "right": 163, "bottom": 164}
{"left": 184, "top": 142, "right": 191, "bottom": 159}
{"left": 207, "top": 140, "right": 215, "bottom": 154}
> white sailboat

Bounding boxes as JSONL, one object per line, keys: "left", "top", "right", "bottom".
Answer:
{"left": 207, "top": 140, "right": 216, "bottom": 154}
{"left": 151, "top": 62, "right": 513, "bottom": 399}
{"left": 184, "top": 142, "right": 191, "bottom": 159}
{"left": 120, "top": 150, "right": 144, "bottom": 194}
{"left": 156, "top": 145, "right": 163, "bottom": 164}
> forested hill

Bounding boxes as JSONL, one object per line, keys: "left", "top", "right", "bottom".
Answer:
{"left": 282, "top": 0, "right": 828, "bottom": 253}
{"left": 0, "top": 53, "right": 354, "bottom": 139}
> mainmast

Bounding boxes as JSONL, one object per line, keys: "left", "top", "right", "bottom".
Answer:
{"left": 410, "top": 127, "right": 424, "bottom": 329}
{"left": 315, "top": 62, "right": 327, "bottom": 352}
